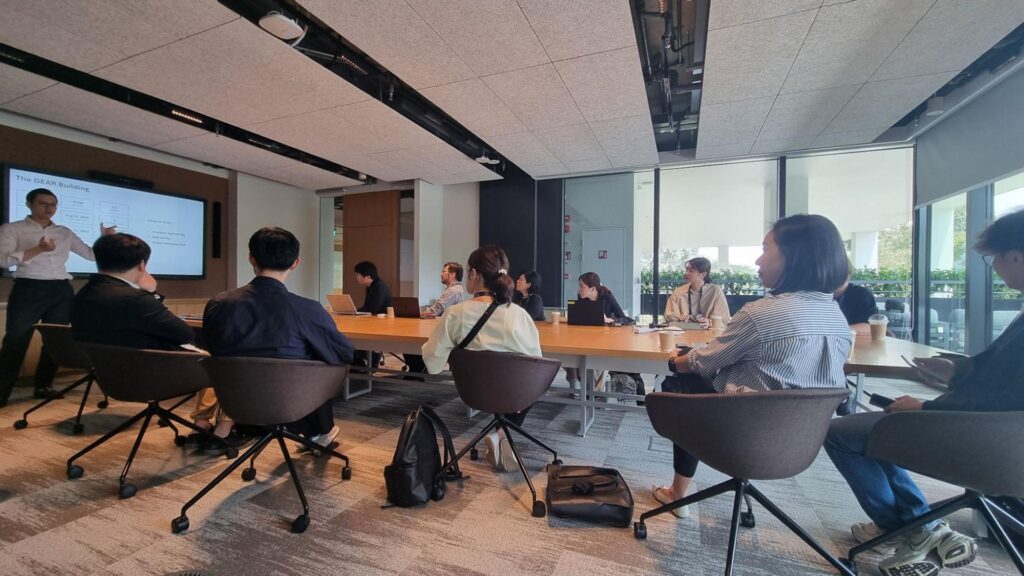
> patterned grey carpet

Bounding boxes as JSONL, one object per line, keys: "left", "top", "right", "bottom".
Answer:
{"left": 0, "top": 372, "right": 1015, "bottom": 576}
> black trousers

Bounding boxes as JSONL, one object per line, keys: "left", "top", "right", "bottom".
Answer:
{"left": 404, "top": 354, "right": 426, "bottom": 373}
{"left": 661, "top": 373, "right": 717, "bottom": 477}
{"left": 286, "top": 399, "right": 335, "bottom": 437}
{"left": 0, "top": 279, "right": 73, "bottom": 404}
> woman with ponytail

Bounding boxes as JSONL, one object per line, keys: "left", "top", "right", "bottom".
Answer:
{"left": 422, "top": 245, "right": 541, "bottom": 472}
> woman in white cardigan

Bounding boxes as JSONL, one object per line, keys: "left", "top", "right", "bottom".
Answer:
{"left": 663, "top": 257, "right": 731, "bottom": 327}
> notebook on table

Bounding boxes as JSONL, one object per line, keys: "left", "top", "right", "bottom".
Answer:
{"left": 326, "top": 294, "right": 370, "bottom": 316}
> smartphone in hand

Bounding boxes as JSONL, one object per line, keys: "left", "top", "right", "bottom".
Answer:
{"left": 867, "top": 392, "right": 895, "bottom": 408}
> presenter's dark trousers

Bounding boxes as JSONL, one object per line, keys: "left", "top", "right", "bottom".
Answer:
{"left": 0, "top": 279, "right": 73, "bottom": 406}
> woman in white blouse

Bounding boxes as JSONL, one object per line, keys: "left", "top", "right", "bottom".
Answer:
{"left": 663, "top": 257, "right": 731, "bottom": 327}
{"left": 422, "top": 245, "right": 540, "bottom": 472}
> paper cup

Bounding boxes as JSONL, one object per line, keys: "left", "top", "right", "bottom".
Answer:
{"left": 550, "top": 311, "right": 561, "bottom": 324}
{"left": 659, "top": 332, "right": 675, "bottom": 351}
{"left": 386, "top": 306, "right": 395, "bottom": 318}
{"left": 711, "top": 315, "right": 725, "bottom": 331}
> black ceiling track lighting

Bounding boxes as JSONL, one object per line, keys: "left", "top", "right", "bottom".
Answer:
{"left": 0, "top": 42, "right": 373, "bottom": 184}
{"left": 219, "top": 0, "right": 507, "bottom": 175}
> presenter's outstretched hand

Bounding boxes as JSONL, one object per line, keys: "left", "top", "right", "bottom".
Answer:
{"left": 100, "top": 223, "right": 118, "bottom": 236}
{"left": 38, "top": 236, "right": 57, "bottom": 252}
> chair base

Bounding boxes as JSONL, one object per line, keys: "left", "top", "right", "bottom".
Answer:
{"left": 14, "top": 371, "right": 106, "bottom": 433}
{"left": 65, "top": 400, "right": 227, "bottom": 498}
{"left": 171, "top": 426, "right": 351, "bottom": 534}
{"left": 848, "top": 490, "right": 1024, "bottom": 575}
{"left": 436, "top": 414, "right": 559, "bottom": 518}
{"left": 636, "top": 478, "right": 855, "bottom": 576}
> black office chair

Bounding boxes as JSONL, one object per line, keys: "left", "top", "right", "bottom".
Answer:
{"left": 67, "top": 344, "right": 230, "bottom": 499}
{"left": 846, "top": 410, "right": 1024, "bottom": 574}
{"left": 435, "top": 348, "right": 562, "bottom": 518}
{"left": 13, "top": 324, "right": 107, "bottom": 433}
{"left": 171, "top": 357, "right": 351, "bottom": 534}
{"left": 635, "top": 388, "right": 854, "bottom": 576}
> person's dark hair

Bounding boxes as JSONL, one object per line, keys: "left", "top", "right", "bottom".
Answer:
{"left": 884, "top": 298, "right": 904, "bottom": 312}
{"left": 579, "top": 271, "right": 613, "bottom": 299}
{"left": 93, "top": 233, "right": 151, "bottom": 273}
{"left": 26, "top": 188, "right": 57, "bottom": 204}
{"left": 248, "top": 227, "right": 300, "bottom": 271}
{"left": 353, "top": 260, "right": 378, "bottom": 279}
{"left": 769, "top": 214, "right": 850, "bottom": 294}
{"left": 975, "top": 208, "right": 1024, "bottom": 254}
{"left": 520, "top": 269, "right": 542, "bottom": 294}
{"left": 686, "top": 257, "right": 713, "bottom": 283}
{"left": 444, "top": 261, "right": 464, "bottom": 282}
{"left": 467, "top": 245, "right": 514, "bottom": 304}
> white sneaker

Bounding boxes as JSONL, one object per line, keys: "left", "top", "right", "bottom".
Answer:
{"left": 936, "top": 529, "right": 977, "bottom": 568}
{"left": 484, "top": 433, "right": 501, "bottom": 470}
{"left": 878, "top": 522, "right": 952, "bottom": 576}
{"left": 651, "top": 485, "right": 690, "bottom": 519}
{"left": 852, "top": 521, "right": 907, "bottom": 554}
{"left": 498, "top": 437, "right": 518, "bottom": 472}
{"left": 297, "top": 425, "right": 339, "bottom": 454}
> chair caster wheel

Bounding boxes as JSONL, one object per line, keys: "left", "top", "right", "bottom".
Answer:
{"left": 241, "top": 468, "right": 256, "bottom": 482}
{"left": 119, "top": 483, "right": 137, "bottom": 499}
{"left": 740, "top": 511, "right": 756, "bottom": 528}
{"left": 171, "top": 515, "right": 190, "bottom": 534}
{"left": 291, "top": 514, "right": 310, "bottom": 533}
{"left": 13, "top": 419, "right": 27, "bottom": 430}
{"left": 531, "top": 501, "right": 546, "bottom": 518}
{"left": 342, "top": 467, "right": 352, "bottom": 480}
{"left": 470, "top": 448, "right": 479, "bottom": 461}
{"left": 225, "top": 447, "right": 238, "bottom": 459}
{"left": 67, "top": 464, "right": 84, "bottom": 479}
{"left": 97, "top": 400, "right": 109, "bottom": 409}
{"left": 634, "top": 521, "right": 647, "bottom": 539}
{"left": 72, "top": 423, "right": 85, "bottom": 434}
{"left": 173, "top": 435, "right": 187, "bottom": 447}
{"left": 839, "top": 558, "right": 858, "bottom": 575}
{"left": 157, "top": 418, "right": 170, "bottom": 428}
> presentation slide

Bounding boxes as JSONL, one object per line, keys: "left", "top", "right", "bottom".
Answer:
{"left": 4, "top": 167, "right": 205, "bottom": 277}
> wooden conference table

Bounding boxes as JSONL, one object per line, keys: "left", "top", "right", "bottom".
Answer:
{"left": 333, "top": 315, "right": 945, "bottom": 436}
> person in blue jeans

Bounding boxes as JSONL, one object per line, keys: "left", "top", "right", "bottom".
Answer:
{"left": 825, "top": 208, "right": 1024, "bottom": 576}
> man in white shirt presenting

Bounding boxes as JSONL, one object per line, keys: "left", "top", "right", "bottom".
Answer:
{"left": 0, "top": 188, "right": 115, "bottom": 406}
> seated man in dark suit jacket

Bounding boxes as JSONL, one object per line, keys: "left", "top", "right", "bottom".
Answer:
{"left": 71, "top": 233, "right": 240, "bottom": 452}
{"left": 203, "top": 227, "right": 354, "bottom": 450}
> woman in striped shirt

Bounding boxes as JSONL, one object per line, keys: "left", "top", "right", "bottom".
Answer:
{"left": 651, "top": 214, "right": 853, "bottom": 518}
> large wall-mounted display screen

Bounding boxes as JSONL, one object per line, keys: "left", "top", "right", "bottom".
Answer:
{"left": 4, "top": 166, "right": 205, "bottom": 277}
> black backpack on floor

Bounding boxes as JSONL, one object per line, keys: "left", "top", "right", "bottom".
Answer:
{"left": 384, "top": 406, "right": 460, "bottom": 507}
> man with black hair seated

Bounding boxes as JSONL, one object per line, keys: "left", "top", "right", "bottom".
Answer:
{"left": 204, "top": 227, "right": 354, "bottom": 452}
{"left": 352, "top": 260, "right": 392, "bottom": 370}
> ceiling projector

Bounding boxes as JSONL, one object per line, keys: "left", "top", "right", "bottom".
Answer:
{"left": 259, "top": 12, "right": 304, "bottom": 41}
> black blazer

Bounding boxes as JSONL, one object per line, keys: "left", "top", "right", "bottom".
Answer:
{"left": 515, "top": 292, "right": 545, "bottom": 321}
{"left": 359, "top": 278, "right": 393, "bottom": 314}
{"left": 71, "top": 274, "right": 194, "bottom": 350}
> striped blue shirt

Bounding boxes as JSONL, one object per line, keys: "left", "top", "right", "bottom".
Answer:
{"left": 687, "top": 291, "right": 852, "bottom": 393}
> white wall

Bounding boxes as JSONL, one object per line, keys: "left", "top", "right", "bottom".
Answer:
{"left": 441, "top": 182, "right": 480, "bottom": 266}
{"left": 413, "top": 180, "right": 444, "bottom": 303}
{"left": 231, "top": 172, "right": 320, "bottom": 298}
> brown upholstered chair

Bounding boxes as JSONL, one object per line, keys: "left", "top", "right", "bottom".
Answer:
{"left": 171, "top": 357, "right": 351, "bottom": 535}
{"left": 435, "top": 348, "right": 562, "bottom": 518}
{"left": 636, "top": 388, "right": 854, "bottom": 576}
{"left": 847, "top": 411, "right": 1024, "bottom": 574}
{"left": 67, "top": 344, "right": 229, "bottom": 499}
{"left": 13, "top": 324, "right": 107, "bottom": 434}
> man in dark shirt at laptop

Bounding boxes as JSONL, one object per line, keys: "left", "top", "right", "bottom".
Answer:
{"left": 204, "top": 227, "right": 354, "bottom": 450}
{"left": 352, "top": 260, "right": 392, "bottom": 369}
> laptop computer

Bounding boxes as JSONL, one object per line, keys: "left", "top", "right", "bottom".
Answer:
{"left": 326, "top": 293, "right": 370, "bottom": 316}
{"left": 567, "top": 299, "right": 606, "bottom": 326}
{"left": 668, "top": 321, "right": 708, "bottom": 330}
{"left": 392, "top": 297, "right": 422, "bottom": 318}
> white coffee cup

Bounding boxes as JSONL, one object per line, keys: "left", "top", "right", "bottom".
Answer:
{"left": 659, "top": 331, "right": 675, "bottom": 351}
{"left": 386, "top": 306, "right": 395, "bottom": 318}
{"left": 711, "top": 315, "right": 725, "bottom": 331}
{"left": 550, "top": 311, "right": 562, "bottom": 325}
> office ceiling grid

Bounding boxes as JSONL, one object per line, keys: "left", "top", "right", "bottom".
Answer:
{"left": 697, "top": 0, "right": 1024, "bottom": 160}
{"left": 302, "top": 0, "right": 660, "bottom": 179}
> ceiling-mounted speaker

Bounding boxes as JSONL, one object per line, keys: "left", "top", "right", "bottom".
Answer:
{"left": 258, "top": 12, "right": 304, "bottom": 41}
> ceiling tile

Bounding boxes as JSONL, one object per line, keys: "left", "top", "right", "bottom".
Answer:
{"left": 695, "top": 97, "right": 775, "bottom": 147}
{"left": 406, "top": 0, "right": 549, "bottom": 76}
{"left": 702, "top": 10, "right": 817, "bottom": 104}
{"left": 0, "top": 0, "right": 238, "bottom": 72}
{"left": 520, "top": 160, "right": 569, "bottom": 178}
{"left": 823, "top": 72, "right": 954, "bottom": 133}
{"left": 708, "top": 0, "right": 823, "bottom": 30}
{"left": 300, "top": 0, "right": 474, "bottom": 89}
{"left": 0, "top": 65, "right": 57, "bottom": 105}
{"left": 554, "top": 47, "right": 650, "bottom": 122}
{"left": 250, "top": 161, "right": 361, "bottom": 191}
{"left": 562, "top": 157, "right": 613, "bottom": 173}
{"left": 484, "top": 131, "right": 561, "bottom": 167}
{"left": 154, "top": 133, "right": 295, "bottom": 175}
{"left": 750, "top": 135, "right": 815, "bottom": 154}
{"left": 95, "top": 19, "right": 368, "bottom": 126}
{"left": 4, "top": 83, "right": 206, "bottom": 146}
{"left": 757, "top": 85, "right": 858, "bottom": 140}
{"left": 324, "top": 100, "right": 441, "bottom": 153}
{"left": 872, "top": 0, "right": 1024, "bottom": 82}
{"left": 482, "top": 64, "right": 584, "bottom": 130}
{"left": 780, "top": 0, "right": 934, "bottom": 93}
{"left": 517, "top": 0, "right": 636, "bottom": 62}
{"left": 247, "top": 109, "right": 366, "bottom": 162}
{"left": 695, "top": 143, "right": 756, "bottom": 160}
{"left": 589, "top": 115, "right": 659, "bottom": 168}
{"left": 811, "top": 128, "right": 888, "bottom": 149}
{"left": 420, "top": 78, "right": 527, "bottom": 137}
{"left": 533, "top": 124, "right": 607, "bottom": 164}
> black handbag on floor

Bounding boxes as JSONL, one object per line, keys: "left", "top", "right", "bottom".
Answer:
{"left": 546, "top": 464, "right": 634, "bottom": 527}
{"left": 383, "top": 406, "right": 460, "bottom": 507}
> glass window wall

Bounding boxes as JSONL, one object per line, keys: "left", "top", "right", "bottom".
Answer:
{"left": 992, "top": 170, "right": 1024, "bottom": 343}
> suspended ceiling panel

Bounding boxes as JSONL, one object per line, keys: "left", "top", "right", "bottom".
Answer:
{"left": 0, "top": 0, "right": 238, "bottom": 72}
{"left": 698, "top": 0, "right": 1024, "bottom": 160}
{"left": 249, "top": 161, "right": 363, "bottom": 191}
{"left": 0, "top": 64, "right": 57, "bottom": 105}
{"left": 302, "top": 0, "right": 658, "bottom": 179}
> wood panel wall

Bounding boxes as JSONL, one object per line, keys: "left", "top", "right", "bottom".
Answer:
{"left": 0, "top": 125, "right": 230, "bottom": 301}
{"left": 342, "top": 191, "right": 400, "bottom": 307}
